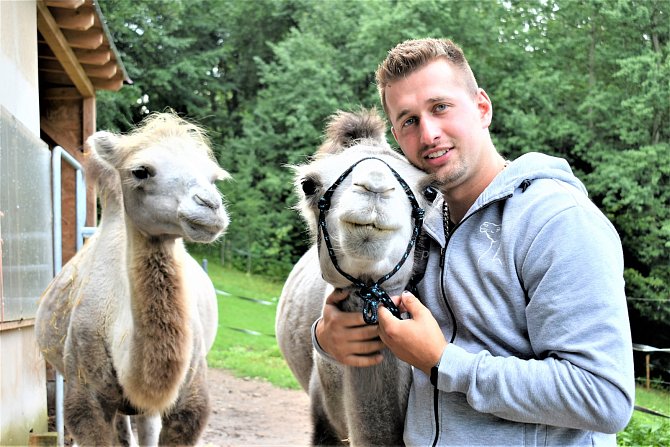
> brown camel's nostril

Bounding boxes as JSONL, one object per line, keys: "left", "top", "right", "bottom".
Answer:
{"left": 353, "top": 181, "right": 395, "bottom": 195}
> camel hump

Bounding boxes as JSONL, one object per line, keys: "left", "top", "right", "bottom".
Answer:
{"left": 318, "top": 108, "right": 387, "bottom": 155}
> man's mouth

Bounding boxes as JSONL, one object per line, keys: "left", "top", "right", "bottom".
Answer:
{"left": 425, "top": 148, "right": 449, "bottom": 159}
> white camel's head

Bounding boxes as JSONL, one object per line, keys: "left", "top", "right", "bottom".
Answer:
{"left": 87, "top": 113, "right": 230, "bottom": 242}
{"left": 294, "top": 108, "right": 438, "bottom": 291}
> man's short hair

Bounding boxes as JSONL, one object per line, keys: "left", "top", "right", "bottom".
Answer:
{"left": 375, "top": 38, "right": 479, "bottom": 117}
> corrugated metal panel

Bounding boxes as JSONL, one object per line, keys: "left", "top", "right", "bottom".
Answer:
{"left": 0, "top": 106, "right": 53, "bottom": 322}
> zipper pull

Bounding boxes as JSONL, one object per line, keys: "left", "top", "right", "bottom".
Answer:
{"left": 440, "top": 247, "right": 446, "bottom": 268}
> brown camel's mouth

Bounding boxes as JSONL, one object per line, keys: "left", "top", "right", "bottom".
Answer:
{"left": 341, "top": 218, "right": 399, "bottom": 233}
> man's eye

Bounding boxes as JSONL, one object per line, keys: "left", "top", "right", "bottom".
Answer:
{"left": 402, "top": 117, "right": 417, "bottom": 128}
{"left": 434, "top": 104, "right": 448, "bottom": 113}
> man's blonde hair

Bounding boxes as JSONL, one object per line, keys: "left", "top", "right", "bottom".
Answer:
{"left": 375, "top": 38, "right": 479, "bottom": 117}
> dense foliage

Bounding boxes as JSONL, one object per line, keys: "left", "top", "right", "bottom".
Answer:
{"left": 98, "top": 0, "right": 669, "bottom": 347}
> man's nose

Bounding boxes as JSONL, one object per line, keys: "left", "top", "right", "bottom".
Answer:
{"left": 419, "top": 116, "right": 441, "bottom": 146}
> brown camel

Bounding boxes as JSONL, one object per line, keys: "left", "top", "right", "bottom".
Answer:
{"left": 36, "top": 112, "right": 229, "bottom": 446}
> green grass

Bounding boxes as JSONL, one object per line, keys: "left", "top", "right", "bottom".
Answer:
{"left": 194, "top": 255, "right": 301, "bottom": 390}
{"left": 618, "top": 385, "right": 670, "bottom": 446}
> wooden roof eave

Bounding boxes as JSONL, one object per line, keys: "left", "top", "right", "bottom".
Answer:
{"left": 36, "top": 0, "right": 95, "bottom": 97}
{"left": 37, "top": 0, "right": 131, "bottom": 95}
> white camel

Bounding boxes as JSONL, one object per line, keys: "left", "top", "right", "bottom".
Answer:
{"left": 276, "top": 108, "right": 439, "bottom": 445}
{"left": 36, "top": 112, "right": 229, "bottom": 446}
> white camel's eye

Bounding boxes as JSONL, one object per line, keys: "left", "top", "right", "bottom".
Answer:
{"left": 423, "top": 185, "right": 438, "bottom": 202}
{"left": 301, "top": 178, "right": 318, "bottom": 196}
{"left": 131, "top": 166, "right": 153, "bottom": 180}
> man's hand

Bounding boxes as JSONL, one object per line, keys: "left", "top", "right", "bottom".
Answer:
{"left": 378, "top": 291, "right": 447, "bottom": 374}
{"left": 315, "top": 288, "right": 385, "bottom": 367}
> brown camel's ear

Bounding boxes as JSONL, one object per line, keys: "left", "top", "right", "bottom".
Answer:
{"left": 317, "top": 108, "right": 387, "bottom": 156}
{"left": 87, "top": 131, "right": 121, "bottom": 166}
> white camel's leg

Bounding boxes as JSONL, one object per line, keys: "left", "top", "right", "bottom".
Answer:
{"left": 114, "top": 414, "right": 136, "bottom": 446}
{"left": 310, "top": 391, "right": 346, "bottom": 446}
{"left": 311, "top": 360, "right": 348, "bottom": 446}
{"left": 136, "top": 413, "right": 161, "bottom": 446}
{"left": 344, "top": 355, "right": 410, "bottom": 446}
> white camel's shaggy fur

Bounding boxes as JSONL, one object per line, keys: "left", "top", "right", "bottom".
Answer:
{"left": 36, "top": 112, "right": 229, "bottom": 446}
{"left": 276, "top": 108, "right": 438, "bottom": 445}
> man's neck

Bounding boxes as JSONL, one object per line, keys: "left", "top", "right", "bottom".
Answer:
{"left": 443, "top": 155, "right": 508, "bottom": 224}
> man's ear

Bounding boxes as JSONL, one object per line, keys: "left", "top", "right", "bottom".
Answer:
{"left": 391, "top": 126, "right": 399, "bottom": 144}
{"left": 477, "top": 89, "right": 493, "bottom": 129}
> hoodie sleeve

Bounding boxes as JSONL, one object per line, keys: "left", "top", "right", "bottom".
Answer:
{"left": 436, "top": 187, "right": 635, "bottom": 433}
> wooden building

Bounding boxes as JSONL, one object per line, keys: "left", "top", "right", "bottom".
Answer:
{"left": 0, "top": 1, "right": 129, "bottom": 445}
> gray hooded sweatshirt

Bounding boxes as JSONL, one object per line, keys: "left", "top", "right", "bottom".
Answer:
{"left": 405, "top": 152, "right": 635, "bottom": 446}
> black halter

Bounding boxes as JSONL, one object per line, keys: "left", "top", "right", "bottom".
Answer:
{"left": 317, "top": 156, "right": 426, "bottom": 324}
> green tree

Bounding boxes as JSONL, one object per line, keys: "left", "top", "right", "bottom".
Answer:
{"left": 96, "top": 0, "right": 669, "bottom": 331}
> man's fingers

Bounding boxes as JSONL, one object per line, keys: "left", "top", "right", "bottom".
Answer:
{"left": 345, "top": 352, "right": 384, "bottom": 367}
{"left": 377, "top": 305, "right": 395, "bottom": 323}
{"left": 325, "top": 288, "right": 349, "bottom": 305}
{"left": 349, "top": 339, "right": 385, "bottom": 354}
{"left": 399, "top": 290, "right": 425, "bottom": 314}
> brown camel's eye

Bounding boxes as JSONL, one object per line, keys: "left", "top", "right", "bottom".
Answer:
{"left": 131, "top": 166, "right": 153, "bottom": 180}
{"left": 301, "top": 178, "right": 318, "bottom": 196}
{"left": 423, "top": 185, "right": 438, "bottom": 202}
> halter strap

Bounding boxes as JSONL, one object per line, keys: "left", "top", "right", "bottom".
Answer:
{"left": 317, "top": 157, "right": 425, "bottom": 324}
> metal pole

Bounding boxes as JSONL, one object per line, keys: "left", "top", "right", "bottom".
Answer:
{"left": 51, "top": 147, "right": 64, "bottom": 447}
{"left": 51, "top": 146, "right": 95, "bottom": 447}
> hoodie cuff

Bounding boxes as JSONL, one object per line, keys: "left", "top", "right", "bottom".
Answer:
{"left": 437, "top": 343, "right": 476, "bottom": 392}
{"left": 311, "top": 317, "right": 339, "bottom": 364}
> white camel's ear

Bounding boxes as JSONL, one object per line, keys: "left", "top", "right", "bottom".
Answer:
{"left": 87, "top": 131, "right": 121, "bottom": 165}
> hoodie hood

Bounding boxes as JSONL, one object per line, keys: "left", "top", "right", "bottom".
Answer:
{"left": 483, "top": 152, "right": 588, "bottom": 204}
{"left": 423, "top": 152, "right": 590, "bottom": 245}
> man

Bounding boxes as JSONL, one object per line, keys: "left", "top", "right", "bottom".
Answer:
{"left": 313, "top": 38, "right": 634, "bottom": 445}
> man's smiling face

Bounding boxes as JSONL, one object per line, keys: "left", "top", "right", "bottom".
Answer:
{"left": 386, "top": 59, "right": 493, "bottom": 191}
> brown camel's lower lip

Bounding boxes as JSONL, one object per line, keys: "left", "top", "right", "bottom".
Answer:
{"left": 342, "top": 220, "right": 397, "bottom": 232}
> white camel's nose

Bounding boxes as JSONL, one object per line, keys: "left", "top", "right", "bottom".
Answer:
{"left": 351, "top": 160, "right": 395, "bottom": 195}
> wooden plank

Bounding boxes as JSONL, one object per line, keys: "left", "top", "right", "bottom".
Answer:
{"left": 37, "top": 41, "right": 57, "bottom": 59}
{"left": 73, "top": 48, "right": 111, "bottom": 65}
{"left": 91, "top": 77, "right": 124, "bottom": 91}
{"left": 51, "top": 6, "right": 95, "bottom": 31}
{"left": 42, "top": 87, "right": 81, "bottom": 100}
{"left": 37, "top": 0, "right": 94, "bottom": 97}
{"left": 83, "top": 96, "right": 98, "bottom": 227}
{"left": 41, "top": 117, "right": 79, "bottom": 152}
{"left": 0, "top": 319, "right": 35, "bottom": 332}
{"left": 38, "top": 71, "right": 77, "bottom": 87}
{"left": 38, "top": 58, "right": 65, "bottom": 73}
{"left": 28, "top": 432, "right": 58, "bottom": 447}
{"left": 40, "top": 40, "right": 112, "bottom": 65}
{"left": 45, "top": 0, "right": 85, "bottom": 9}
{"left": 82, "top": 61, "right": 117, "bottom": 79}
{"left": 62, "top": 28, "right": 103, "bottom": 50}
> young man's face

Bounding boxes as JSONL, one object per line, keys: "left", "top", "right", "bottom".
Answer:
{"left": 385, "top": 59, "right": 492, "bottom": 190}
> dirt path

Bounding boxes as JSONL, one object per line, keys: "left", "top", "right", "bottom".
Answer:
{"left": 200, "top": 368, "right": 312, "bottom": 446}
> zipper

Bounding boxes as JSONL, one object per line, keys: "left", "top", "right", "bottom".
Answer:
{"left": 431, "top": 386, "right": 440, "bottom": 446}
{"left": 431, "top": 194, "right": 513, "bottom": 445}
{"left": 440, "top": 194, "right": 511, "bottom": 343}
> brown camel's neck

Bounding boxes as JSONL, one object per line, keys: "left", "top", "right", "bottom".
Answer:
{"left": 124, "top": 225, "right": 193, "bottom": 411}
